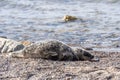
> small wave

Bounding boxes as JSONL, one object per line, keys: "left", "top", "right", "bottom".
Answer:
{"left": 80, "top": 0, "right": 120, "bottom": 3}
{"left": 93, "top": 48, "right": 120, "bottom": 52}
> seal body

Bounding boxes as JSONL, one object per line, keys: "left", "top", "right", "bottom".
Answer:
{"left": 11, "top": 40, "right": 95, "bottom": 61}
{"left": 12, "top": 40, "right": 76, "bottom": 61}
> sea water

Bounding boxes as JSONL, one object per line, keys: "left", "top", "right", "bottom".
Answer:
{"left": 0, "top": 0, "right": 120, "bottom": 51}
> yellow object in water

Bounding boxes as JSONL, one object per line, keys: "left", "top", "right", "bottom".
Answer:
{"left": 63, "top": 15, "right": 78, "bottom": 22}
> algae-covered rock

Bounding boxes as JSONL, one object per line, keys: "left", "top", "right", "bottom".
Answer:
{"left": 0, "top": 38, "right": 24, "bottom": 53}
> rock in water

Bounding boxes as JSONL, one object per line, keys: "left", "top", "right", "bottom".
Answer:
{"left": 0, "top": 38, "right": 24, "bottom": 53}
{"left": 10, "top": 39, "right": 96, "bottom": 61}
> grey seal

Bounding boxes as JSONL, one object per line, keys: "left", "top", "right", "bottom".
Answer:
{"left": 8, "top": 40, "right": 97, "bottom": 61}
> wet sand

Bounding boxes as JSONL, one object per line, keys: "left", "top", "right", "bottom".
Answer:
{"left": 0, "top": 51, "right": 120, "bottom": 80}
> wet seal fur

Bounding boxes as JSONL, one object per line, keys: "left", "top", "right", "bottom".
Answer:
{"left": 8, "top": 40, "right": 98, "bottom": 61}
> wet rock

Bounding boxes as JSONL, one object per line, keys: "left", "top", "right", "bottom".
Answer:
{"left": 0, "top": 38, "right": 24, "bottom": 53}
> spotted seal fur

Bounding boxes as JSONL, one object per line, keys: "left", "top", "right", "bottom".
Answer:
{"left": 8, "top": 40, "right": 96, "bottom": 61}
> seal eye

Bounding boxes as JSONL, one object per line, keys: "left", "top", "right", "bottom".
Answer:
{"left": 83, "top": 51, "right": 94, "bottom": 59}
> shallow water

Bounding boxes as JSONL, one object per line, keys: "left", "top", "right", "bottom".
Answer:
{"left": 0, "top": 0, "right": 120, "bottom": 51}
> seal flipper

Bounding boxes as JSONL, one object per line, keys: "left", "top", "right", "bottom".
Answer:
{"left": 47, "top": 52, "right": 59, "bottom": 60}
{"left": 58, "top": 52, "right": 74, "bottom": 61}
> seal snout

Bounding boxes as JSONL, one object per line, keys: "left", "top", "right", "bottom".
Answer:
{"left": 90, "top": 56, "right": 100, "bottom": 62}
{"left": 90, "top": 55, "right": 94, "bottom": 59}
{"left": 83, "top": 51, "right": 100, "bottom": 62}
{"left": 83, "top": 51, "right": 94, "bottom": 59}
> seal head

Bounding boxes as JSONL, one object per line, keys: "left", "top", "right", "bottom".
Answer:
{"left": 73, "top": 47, "right": 94, "bottom": 61}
